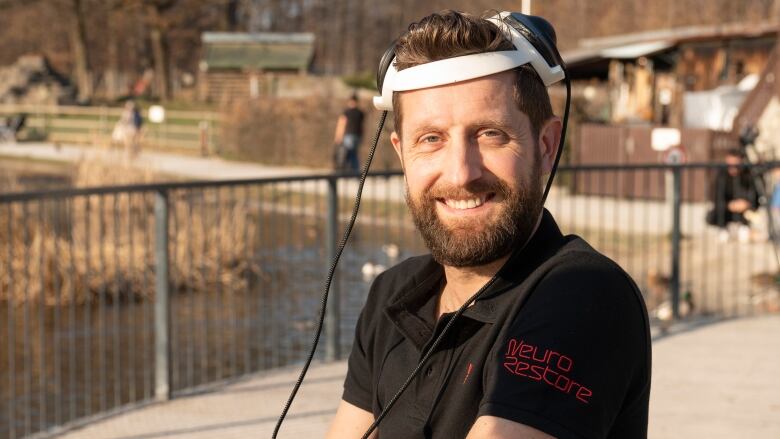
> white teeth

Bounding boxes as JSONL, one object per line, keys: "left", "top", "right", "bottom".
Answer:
{"left": 444, "top": 196, "right": 485, "bottom": 210}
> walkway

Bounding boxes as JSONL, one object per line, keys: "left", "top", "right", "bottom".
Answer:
{"left": 56, "top": 315, "right": 780, "bottom": 438}
{"left": 0, "top": 142, "right": 321, "bottom": 181}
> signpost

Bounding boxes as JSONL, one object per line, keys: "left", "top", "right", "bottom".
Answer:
{"left": 653, "top": 127, "right": 685, "bottom": 319}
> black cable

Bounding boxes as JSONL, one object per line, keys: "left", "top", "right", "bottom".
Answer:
{"left": 542, "top": 74, "right": 572, "bottom": 205}
{"left": 359, "top": 273, "right": 499, "bottom": 439}
{"left": 272, "top": 111, "right": 388, "bottom": 438}
{"left": 359, "top": 76, "right": 571, "bottom": 439}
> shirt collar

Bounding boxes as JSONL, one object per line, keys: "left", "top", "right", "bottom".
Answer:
{"left": 384, "top": 209, "right": 566, "bottom": 347}
{"left": 464, "top": 209, "right": 566, "bottom": 322}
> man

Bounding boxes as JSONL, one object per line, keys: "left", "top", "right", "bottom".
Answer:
{"left": 327, "top": 11, "right": 650, "bottom": 439}
{"left": 333, "top": 93, "right": 365, "bottom": 172}
{"left": 705, "top": 149, "right": 759, "bottom": 242}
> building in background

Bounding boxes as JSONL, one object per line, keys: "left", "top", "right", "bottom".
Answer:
{"left": 199, "top": 32, "right": 315, "bottom": 102}
{"left": 562, "top": 21, "right": 780, "bottom": 169}
{"left": 563, "top": 22, "right": 777, "bottom": 128}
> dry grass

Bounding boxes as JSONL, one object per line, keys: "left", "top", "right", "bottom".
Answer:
{"left": 0, "top": 159, "right": 259, "bottom": 306}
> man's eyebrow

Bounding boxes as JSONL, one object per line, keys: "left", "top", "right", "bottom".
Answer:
{"left": 408, "top": 119, "right": 516, "bottom": 138}
{"left": 470, "top": 118, "right": 516, "bottom": 130}
{"left": 408, "top": 124, "right": 444, "bottom": 139}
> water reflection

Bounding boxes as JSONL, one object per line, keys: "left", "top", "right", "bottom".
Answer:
{"left": 0, "top": 203, "right": 424, "bottom": 438}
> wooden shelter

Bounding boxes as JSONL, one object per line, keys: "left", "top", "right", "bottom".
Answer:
{"left": 199, "top": 32, "right": 315, "bottom": 102}
{"left": 563, "top": 22, "right": 778, "bottom": 127}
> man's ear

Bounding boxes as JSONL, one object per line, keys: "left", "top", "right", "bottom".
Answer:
{"left": 391, "top": 131, "right": 405, "bottom": 169}
{"left": 538, "top": 117, "right": 562, "bottom": 174}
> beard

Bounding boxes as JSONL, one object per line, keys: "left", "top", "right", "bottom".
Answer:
{"left": 406, "top": 166, "right": 543, "bottom": 268}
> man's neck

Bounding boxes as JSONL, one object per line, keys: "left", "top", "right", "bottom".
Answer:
{"left": 437, "top": 212, "right": 544, "bottom": 317}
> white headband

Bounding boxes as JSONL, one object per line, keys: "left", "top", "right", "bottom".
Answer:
{"left": 373, "top": 11, "right": 565, "bottom": 111}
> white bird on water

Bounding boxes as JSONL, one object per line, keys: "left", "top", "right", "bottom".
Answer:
{"left": 361, "top": 243, "right": 400, "bottom": 282}
{"left": 361, "top": 262, "right": 386, "bottom": 282}
{"left": 382, "top": 243, "right": 400, "bottom": 262}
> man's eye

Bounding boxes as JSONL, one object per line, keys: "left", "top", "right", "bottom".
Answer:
{"left": 420, "top": 135, "right": 442, "bottom": 143}
{"left": 480, "top": 129, "right": 502, "bottom": 137}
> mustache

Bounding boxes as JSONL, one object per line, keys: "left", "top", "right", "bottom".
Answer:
{"left": 423, "top": 179, "right": 511, "bottom": 200}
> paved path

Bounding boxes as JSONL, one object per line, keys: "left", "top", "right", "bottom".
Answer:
{"left": 648, "top": 315, "right": 780, "bottom": 439}
{"left": 0, "top": 142, "right": 321, "bottom": 181}
{"left": 56, "top": 315, "right": 780, "bottom": 438}
{"left": 57, "top": 362, "right": 346, "bottom": 439}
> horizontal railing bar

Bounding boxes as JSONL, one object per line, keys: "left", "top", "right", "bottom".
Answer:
{"left": 2, "top": 162, "right": 779, "bottom": 202}
{"left": 557, "top": 161, "right": 780, "bottom": 172}
{"left": 0, "top": 170, "right": 406, "bottom": 202}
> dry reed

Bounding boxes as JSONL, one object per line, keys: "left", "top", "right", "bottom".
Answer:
{"left": 1, "top": 158, "right": 259, "bottom": 306}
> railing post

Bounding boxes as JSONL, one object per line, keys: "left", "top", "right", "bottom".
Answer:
{"left": 670, "top": 166, "right": 682, "bottom": 319}
{"left": 154, "top": 190, "right": 171, "bottom": 400}
{"left": 199, "top": 120, "right": 209, "bottom": 156}
{"left": 325, "top": 177, "right": 341, "bottom": 361}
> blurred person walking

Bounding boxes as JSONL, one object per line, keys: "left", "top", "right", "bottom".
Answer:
{"left": 333, "top": 93, "right": 364, "bottom": 172}
{"left": 112, "top": 100, "right": 143, "bottom": 158}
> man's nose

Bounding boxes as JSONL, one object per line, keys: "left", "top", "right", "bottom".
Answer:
{"left": 443, "top": 136, "right": 482, "bottom": 187}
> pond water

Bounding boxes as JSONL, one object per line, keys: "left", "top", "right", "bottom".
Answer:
{"left": 0, "top": 176, "right": 426, "bottom": 438}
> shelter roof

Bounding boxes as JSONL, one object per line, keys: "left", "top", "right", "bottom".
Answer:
{"left": 563, "top": 21, "right": 777, "bottom": 67}
{"left": 201, "top": 32, "right": 315, "bottom": 71}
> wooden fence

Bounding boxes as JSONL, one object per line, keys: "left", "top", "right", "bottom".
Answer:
{"left": 0, "top": 104, "right": 222, "bottom": 153}
{"left": 572, "top": 123, "right": 740, "bottom": 201}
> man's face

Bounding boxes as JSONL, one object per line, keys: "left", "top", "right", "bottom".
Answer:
{"left": 390, "top": 71, "right": 561, "bottom": 267}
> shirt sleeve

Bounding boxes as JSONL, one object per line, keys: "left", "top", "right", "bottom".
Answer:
{"left": 342, "top": 271, "right": 389, "bottom": 412}
{"left": 479, "top": 253, "right": 650, "bottom": 439}
{"left": 342, "top": 306, "right": 374, "bottom": 411}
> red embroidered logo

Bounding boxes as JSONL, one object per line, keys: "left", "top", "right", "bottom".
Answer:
{"left": 463, "top": 362, "right": 474, "bottom": 384}
{"left": 502, "top": 338, "right": 593, "bottom": 404}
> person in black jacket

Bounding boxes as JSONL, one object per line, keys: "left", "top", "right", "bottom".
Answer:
{"left": 333, "top": 94, "right": 365, "bottom": 172}
{"left": 706, "top": 150, "right": 759, "bottom": 241}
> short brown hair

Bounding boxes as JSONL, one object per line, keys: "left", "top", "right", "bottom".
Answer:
{"left": 391, "top": 10, "right": 554, "bottom": 138}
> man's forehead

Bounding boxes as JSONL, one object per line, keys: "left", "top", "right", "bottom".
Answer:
{"left": 398, "top": 74, "right": 523, "bottom": 128}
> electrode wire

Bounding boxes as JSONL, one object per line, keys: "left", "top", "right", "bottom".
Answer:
{"left": 359, "top": 274, "right": 499, "bottom": 439}
{"left": 272, "top": 111, "right": 388, "bottom": 438}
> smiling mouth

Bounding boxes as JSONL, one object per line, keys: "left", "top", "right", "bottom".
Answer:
{"left": 438, "top": 193, "right": 495, "bottom": 210}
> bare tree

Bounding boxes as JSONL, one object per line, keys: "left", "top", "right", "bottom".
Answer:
{"left": 69, "top": 0, "right": 92, "bottom": 102}
{"left": 225, "top": 0, "right": 240, "bottom": 30}
{"left": 142, "top": 0, "right": 176, "bottom": 100}
{"left": 2, "top": 0, "right": 778, "bottom": 98}
{"left": 102, "top": 0, "right": 129, "bottom": 100}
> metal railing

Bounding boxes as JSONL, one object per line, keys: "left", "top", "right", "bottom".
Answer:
{"left": 1, "top": 163, "right": 779, "bottom": 438}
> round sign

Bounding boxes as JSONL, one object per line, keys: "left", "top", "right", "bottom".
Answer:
{"left": 663, "top": 146, "right": 687, "bottom": 165}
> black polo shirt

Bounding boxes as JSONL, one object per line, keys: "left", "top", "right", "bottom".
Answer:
{"left": 342, "top": 210, "right": 651, "bottom": 438}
